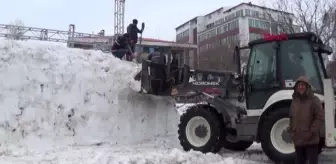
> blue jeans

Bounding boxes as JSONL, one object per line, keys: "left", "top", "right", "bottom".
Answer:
{"left": 112, "top": 49, "right": 129, "bottom": 59}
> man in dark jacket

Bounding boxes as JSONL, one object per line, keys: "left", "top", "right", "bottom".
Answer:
{"left": 126, "top": 19, "right": 143, "bottom": 61}
{"left": 288, "top": 76, "right": 324, "bottom": 164}
{"left": 111, "top": 33, "right": 130, "bottom": 59}
{"left": 127, "top": 19, "right": 143, "bottom": 44}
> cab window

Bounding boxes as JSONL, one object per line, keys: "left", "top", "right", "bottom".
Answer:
{"left": 248, "top": 42, "right": 277, "bottom": 89}
{"left": 279, "top": 39, "right": 322, "bottom": 92}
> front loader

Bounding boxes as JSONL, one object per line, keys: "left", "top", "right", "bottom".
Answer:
{"left": 134, "top": 32, "right": 336, "bottom": 163}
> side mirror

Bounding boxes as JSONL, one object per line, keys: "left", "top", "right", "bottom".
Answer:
{"left": 313, "top": 44, "right": 333, "bottom": 55}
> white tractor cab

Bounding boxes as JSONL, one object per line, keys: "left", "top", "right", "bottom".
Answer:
{"left": 136, "top": 32, "right": 335, "bottom": 163}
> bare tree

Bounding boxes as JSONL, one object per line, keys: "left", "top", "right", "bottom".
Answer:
{"left": 262, "top": 0, "right": 336, "bottom": 80}
{"left": 198, "top": 38, "right": 240, "bottom": 71}
{"left": 7, "top": 19, "right": 25, "bottom": 40}
{"left": 263, "top": 0, "right": 336, "bottom": 45}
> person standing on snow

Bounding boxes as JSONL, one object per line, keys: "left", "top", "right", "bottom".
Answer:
{"left": 287, "top": 76, "right": 324, "bottom": 164}
{"left": 111, "top": 33, "right": 130, "bottom": 60}
{"left": 126, "top": 19, "right": 143, "bottom": 61}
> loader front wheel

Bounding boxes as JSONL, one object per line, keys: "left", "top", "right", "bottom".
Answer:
{"left": 178, "top": 106, "right": 223, "bottom": 153}
{"left": 260, "top": 108, "right": 295, "bottom": 163}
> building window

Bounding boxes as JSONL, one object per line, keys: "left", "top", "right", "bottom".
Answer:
{"left": 207, "top": 29, "right": 216, "bottom": 39}
{"left": 177, "top": 29, "right": 189, "bottom": 40}
{"left": 251, "top": 10, "right": 259, "bottom": 17}
{"left": 245, "top": 9, "right": 250, "bottom": 16}
{"left": 235, "top": 10, "right": 244, "bottom": 17}
{"left": 249, "top": 33, "right": 263, "bottom": 41}
{"left": 224, "top": 24, "right": 228, "bottom": 32}
{"left": 228, "top": 20, "right": 239, "bottom": 30}
{"left": 215, "top": 18, "right": 224, "bottom": 26}
{"left": 218, "top": 34, "right": 239, "bottom": 46}
{"left": 198, "top": 33, "right": 207, "bottom": 42}
{"left": 225, "top": 13, "right": 236, "bottom": 22}
{"left": 208, "top": 42, "right": 215, "bottom": 49}
{"left": 199, "top": 44, "right": 207, "bottom": 53}
{"left": 235, "top": 11, "right": 240, "bottom": 17}
{"left": 216, "top": 19, "right": 239, "bottom": 36}
{"left": 217, "top": 26, "right": 224, "bottom": 34}
{"left": 277, "top": 14, "right": 284, "bottom": 22}
{"left": 248, "top": 19, "right": 253, "bottom": 27}
{"left": 206, "top": 22, "right": 215, "bottom": 29}
{"left": 262, "top": 13, "right": 267, "bottom": 19}
{"left": 248, "top": 19, "right": 270, "bottom": 30}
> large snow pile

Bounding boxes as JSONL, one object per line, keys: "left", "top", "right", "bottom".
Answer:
{"left": 0, "top": 40, "right": 178, "bottom": 149}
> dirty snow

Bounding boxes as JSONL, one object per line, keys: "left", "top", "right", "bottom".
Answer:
{"left": 0, "top": 39, "right": 335, "bottom": 163}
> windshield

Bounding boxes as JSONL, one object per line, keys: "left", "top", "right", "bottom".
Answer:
{"left": 279, "top": 39, "right": 323, "bottom": 93}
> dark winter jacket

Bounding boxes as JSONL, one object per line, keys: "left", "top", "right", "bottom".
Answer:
{"left": 112, "top": 36, "right": 128, "bottom": 51}
{"left": 171, "top": 58, "right": 178, "bottom": 68}
{"left": 127, "top": 23, "right": 142, "bottom": 43}
{"left": 288, "top": 76, "right": 324, "bottom": 146}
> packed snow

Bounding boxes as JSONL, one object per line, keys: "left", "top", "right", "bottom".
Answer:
{"left": 0, "top": 39, "right": 335, "bottom": 163}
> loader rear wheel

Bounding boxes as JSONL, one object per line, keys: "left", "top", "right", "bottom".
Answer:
{"left": 178, "top": 106, "right": 224, "bottom": 153}
{"left": 260, "top": 108, "right": 295, "bottom": 163}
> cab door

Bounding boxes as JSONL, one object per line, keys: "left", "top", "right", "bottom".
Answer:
{"left": 245, "top": 42, "right": 280, "bottom": 109}
{"left": 323, "top": 79, "right": 336, "bottom": 147}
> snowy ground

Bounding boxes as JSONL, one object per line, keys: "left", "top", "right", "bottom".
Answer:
{"left": 1, "top": 138, "right": 335, "bottom": 164}
{"left": 0, "top": 39, "right": 334, "bottom": 163}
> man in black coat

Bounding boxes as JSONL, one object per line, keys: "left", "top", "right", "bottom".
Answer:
{"left": 111, "top": 33, "right": 130, "bottom": 59}
{"left": 126, "top": 19, "right": 143, "bottom": 61}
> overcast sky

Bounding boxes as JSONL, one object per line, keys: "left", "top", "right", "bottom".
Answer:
{"left": 0, "top": 0, "right": 262, "bottom": 41}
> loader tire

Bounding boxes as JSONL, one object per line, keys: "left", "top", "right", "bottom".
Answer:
{"left": 260, "top": 108, "right": 295, "bottom": 164}
{"left": 178, "top": 106, "right": 224, "bottom": 153}
{"left": 222, "top": 139, "right": 253, "bottom": 151}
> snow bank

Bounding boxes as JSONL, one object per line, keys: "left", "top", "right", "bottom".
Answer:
{"left": 0, "top": 40, "right": 178, "bottom": 149}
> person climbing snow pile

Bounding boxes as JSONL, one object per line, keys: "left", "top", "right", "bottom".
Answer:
{"left": 126, "top": 19, "right": 144, "bottom": 61}
{"left": 287, "top": 76, "right": 324, "bottom": 164}
{"left": 111, "top": 33, "right": 131, "bottom": 60}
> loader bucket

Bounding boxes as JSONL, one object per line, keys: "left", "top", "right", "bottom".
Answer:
{"left": 135, "top": 60, "right": 192, "bottom": 97}
{"left": 136, "top": 60, "right": 170, "bottom": 96}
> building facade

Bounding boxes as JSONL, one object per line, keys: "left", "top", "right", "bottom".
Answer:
{"left": 175, "top": 2, "right": 300, "bottom": 70}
